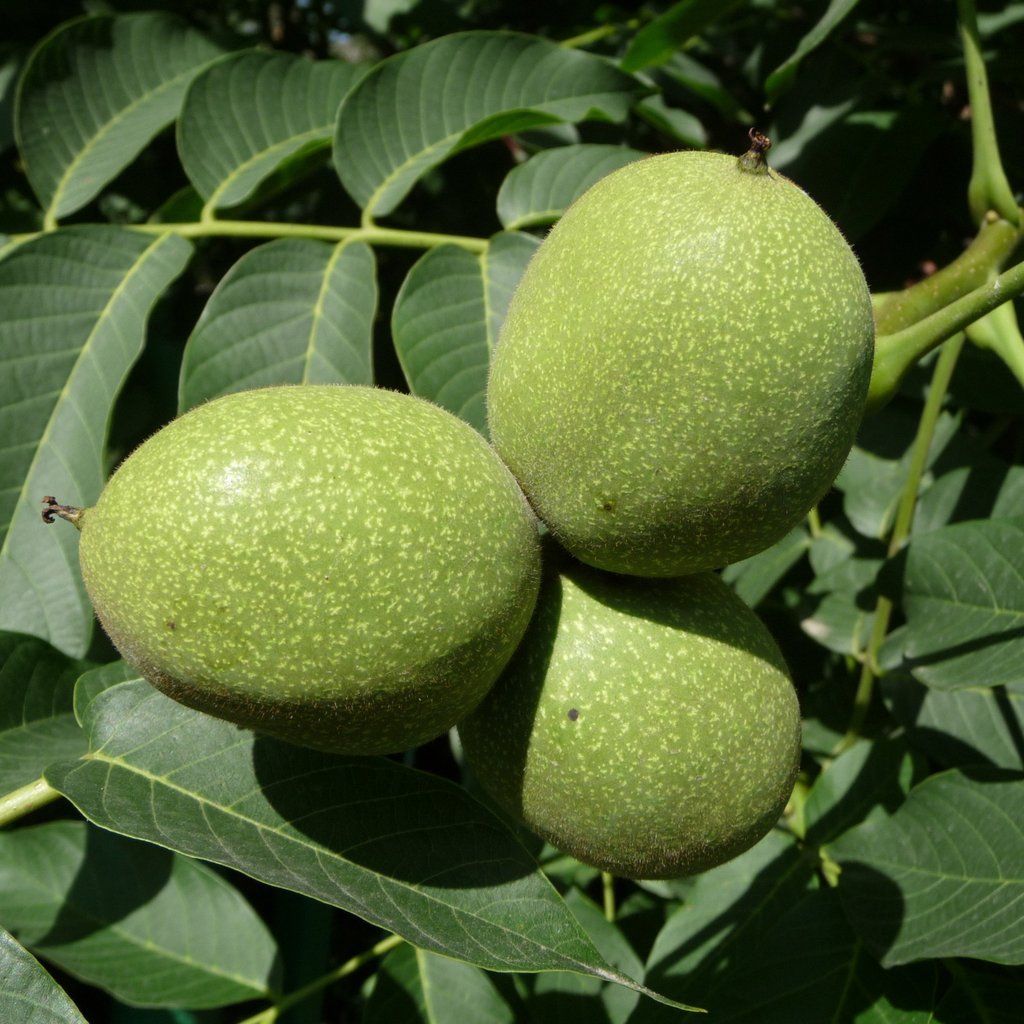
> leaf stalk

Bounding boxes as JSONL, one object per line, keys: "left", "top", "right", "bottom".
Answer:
{"left": 602, "top": 871, "right": 616, "bottom": 922}
{"left": 0, "top": 778, "right": 61, "bottom": 828}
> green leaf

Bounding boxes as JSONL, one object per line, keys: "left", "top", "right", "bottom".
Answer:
{"left": 621, "top": 0, "right": 745, "bottom": 74}
{"left": 0, "top": 926, "right": 86, "bottom": 1024}
{"left": 15, "top": 13, "right": 221, "bottom": 224}
{"left": 364, "top": 943, "right": 514, "bottom": 1024}
{"left": 764, "top": 0, "right": 865, "bottom": 104}
{"left": 801, "top": 555, "right": 882, "bottom": 656}
{"left": 897, "top": 517, "right": 1024, "bottom": 691}
{"left": 45, "top": 680, "right": 692, "bottom": 1010}
{"left": 933, "top": 968, "right": 1024, "bottom": 1023}
{"left": 830, "top": 767, "right": 1024, "bottom": 966}
{"left": 392, "top": 231, "right": 538, "bottom": 435}
{"left": 721, "top": 526, "right": 810, "bottom": 609}
{"left": 641, "top": 830, "right": 814, "bottom": 1016}
{"left": 525, "top": 888, "right": 644, "bottom": 1024}
{"left": 0, "top": 820, "right": 280, "bottom": 1008}
{"left": 0, "top": 633, "right": 89, "bottom": 797}
{"left": 883, "top": 673, "right": 1024, "bottom": 771}
{"left": 334, "top": 32, "right": 644, "bottom": 218}
{"left": 703, "top": 889, "right": 937, "bottom": 1023}
{"left": 178, "top": 50, "right": 367, "bottom": 215}
{"left": 633, "top": 95, "right": 706, "bottom": 148}
{"left": 0, "top": 226, "right": 193, "bottom": 657}
{"left": 803, "top": 737, "right": 919, "bottom": 847}
{"left": 652, "top": 52, "right": 753, "bottom": 125}
{"left": 73, "top": 659, "right": 138, "bottom": 726}
{"left": 978, "top": 3, "right": 1024, "bottom": 37}
{"left": 496, "top": 144, "right": 647, "bottom": 231}
{"left": 178, "top": 238, "right": 376, "bottom": 413}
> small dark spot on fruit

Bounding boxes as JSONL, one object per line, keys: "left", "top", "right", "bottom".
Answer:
{"left": 603, "top": 503, "right": 612, "bottom": 511}
{"left": 568, "top": 708, "right": 579, "bottom": 721}
{"left": 166, "top": 621, "right": 176, "bottom": 631}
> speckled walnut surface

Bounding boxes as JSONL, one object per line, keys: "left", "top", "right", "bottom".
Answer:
{"left": 79, "top": 385, "right": 541, "bottom": 754}
{"left": 488, "top": 150, "right": 875, "bottom": 576}
{"left": 459, "top": 561, "right": 801, "bottom": 879}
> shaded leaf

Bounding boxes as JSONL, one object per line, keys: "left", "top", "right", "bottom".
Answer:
{"left": 621, "top": 0, "right": 745, "bottom": 74}
{"left": 334, "top": 32, "right": 644, "bottom": 218}
{"left": 72, "top": 659, "right": 138, "bottom": 726}
{"left": 639, "top": 830, "right": 814, "bottom": 1018}
{"left": 721, "top": 526, "right": 810, "bottom": 609}
{"left": 364, "top": 942, "right": 514, "bottom": 1024}
{"left": 178, "top": 238, "right": 376, "bottom": 413}
{"left": 45, "top": 680, "right": 689, "bottom": 1008}
{"left": 0, "top": 926, "right": 86, "bottom": 1024}
{"left": 707, "top": 889, "right": 936, "bottom": 1023}
{"left": 0, "top": 632, "right": 88, "bottom": 797}
{"left": 496, "top": 144, "right": 646, "bottom": 231}
{"left": 0, "top": 226, "right": 193, "bottom": 657}
{"left": 803, "top": 737, "right": 919, "bottom": 848}
{"left": 933, "top": 968, "right": 1024, "bottom": 1023}
{"left": 830, "top": 767, "right": 1024, "bottom": 966}
{"left": 765, "top": 0, "right": 865, "bottom": 103}
{"left": 0, "top": 820, "right": 280, "bottom": 1009}
{"left": 178, "top": 50, "right": 367, "bottom": 214}
{"left": 912, "top": 460, "right": 1021, "bottom": 536}
{"left": 525, "top": 888, "right": 644, "bottom": 1024}
{"left": 882, "top": 673, "right": 1024, "bottom": 771}
{"left": 16, "top": 13, "right": 221, "bottom": 223}
{"left": 898, "top": 517, "right": 1024, "bottom": 691}
{"left": 633, "top": 95, "right": 706, "bottom": 148}
{"left": 801, "top": 556, "right": 882, "bottom": 656}
{"left": 652, "top": 52, "right": 753, "bottom": 125}
{"left": 392, "top": 231, "right": 538, "bottom": 435}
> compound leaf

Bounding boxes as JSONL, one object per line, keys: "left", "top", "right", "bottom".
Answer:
{"left": 16, "top": 13, "right": 221, "bottom": 224}
{"left": 0, "top": 226, "right": 192, "bottom": 657}
{"left": 0, "top": 820, "right": 280, "bottom": 1008}
{"left": 45, "top": 680, "right": 693, "bottom": 1010}
{"left": 0, "top": 926, "right": 86, "bottom": 1024}
{"left": 496, "top": 144, "right": 647, "bottom": 230}
{"left": 830, "top": 767, "right": 1024, "bottom": 966}
{"left": 334, "top": 32, "right": 644, "bottom": 218}
{"left": 178, "top": 50, "right": 368, "bottom": 214}
{"left": 392, "top": 231, "right": 538, "bottom": 435}
{"left": 178, "top": 238, "right": 375, "bottom": 413}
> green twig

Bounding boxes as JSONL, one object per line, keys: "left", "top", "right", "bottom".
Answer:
{"left": 807, "top": 505, "right": 823, "bottom": 538}
{"left": 602, "top": 871, "right": 616, "bottom": 923}
{"left": 560, "top": 23, "right": 621, "bottom": 49}
{"left": 838, "top": 334, "right": 966, "bottom": 753}
{"left": 128, "top": 219, "right": 488, "bottom": 252}
{"left": 0, "top": 778, "right": 61, "bottom": 828}
{"left": 957, "top": 0, "right": 1021, "bottom": 226}
{"left": 866, "top": 254, "right": 1024, "bottom": 412}
{"left": 237, "top": 934, "right": 404, "bottom": 1024}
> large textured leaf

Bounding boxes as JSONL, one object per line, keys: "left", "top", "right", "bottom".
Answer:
{"left": 721, "top": 526, "right": 810, "bottom": 609}
{"left": 15, "top": 13, "right": 221, "bottom": 224}
{"left": 830, "top": 767, "right": 1024, "bottom": 966}
{"left": 178, "top": 50, "right": 367, "bottom": 214}
{"left": 0, "top": 821, "right": 280, "bottom": 1008}
{"left": 178, "top": 238, "right": 375, "bottom": 412}
{"left": 392, "top": 231, "right": 538, "bottom": 435}
{"left": 637, "top": 830, "right": 814, "bottom": 1020}
{"left": 334, "top": 32, "right": 644, "bottom": 218}
{"left": 496, "top": 144, "right": 647, "bottom": 230}
{"left": 72, "top": 659, "right": 138, "bottom": 725}
{"left": 702, "top": 890, "right": 936, "bottom": 1023}
{"left": 765, "top": 0, "right": 865, "bottom": 103}
{"left": 525, "top": 888, "right": 644, "bottom": 1024}
{"left": 883, "top": 673, "right": 1024, "bottom": 771}
{"left": 0, "top": 227, "right": 192, "bottom": 657}
{"left": 897, "top": 517, "right": 1024, "bottom": 691}
{"left": 803, "top": 737, "right": 919, "bottom": 848}
{"left": 364, "top": 943, "right": 514, "bottom": 1024}
{"left": 0, "top": 927, "right": 86, "bottom": 1024}
{"left": 0, "top": 633, "right": 88, "bottom": 797}
{"left": 620, "top": 0, "right": 745, "bottom": 73}
{"left": 45, "top": 681, "right": 690, "bottom": 1010}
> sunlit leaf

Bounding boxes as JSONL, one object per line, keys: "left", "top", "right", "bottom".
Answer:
{"left": 334, "top": 32, "right": 644, "bottom": 218}
{"left": 0, "top": 926, "right": 86, "bottom": 1024}
{"left": 72, "top": 659, "right": 138, "bottom": 726}
{"left": 16, "top": 13, "right": 221, "bottom": 223}
{"left": 0, "top": 820, "right": 281, "bottom": 1008}
{"left": 0, "top": 227, "right": 192, "bottom": 657}
{"left": 178, "top": 238, "right": 376, "bottom": 412}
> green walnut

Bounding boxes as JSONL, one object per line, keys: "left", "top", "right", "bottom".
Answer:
{"left": 67, "top": 385, "right": 541, "bottom": 755}
{"left": 458, "top": 558, "right": 801, "bottom": 879}
{"left": 488, "top": 144, "right": 874, "bottom": 576}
